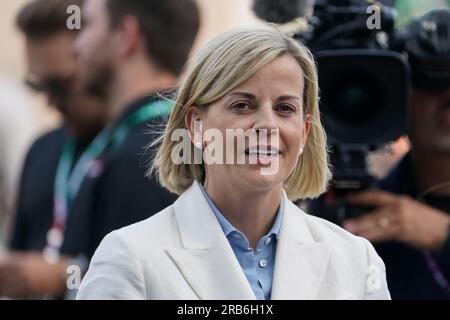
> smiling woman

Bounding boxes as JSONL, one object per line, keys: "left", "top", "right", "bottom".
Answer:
{"left": 153, "top": 27, "right": 331, "bottom": 201}
{"left": 77, "top": 27, "right": 391, "bottom": 300}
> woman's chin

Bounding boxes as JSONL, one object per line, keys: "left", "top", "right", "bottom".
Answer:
{"left": 236, "top": 166, "right": 284, "bottom": 192}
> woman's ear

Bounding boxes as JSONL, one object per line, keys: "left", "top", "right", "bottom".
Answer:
{"left": 185, "top": 105, "right": 203, "bottom": 147}
{"left": 116, "top": 15, "right": 141, "bottom": 59}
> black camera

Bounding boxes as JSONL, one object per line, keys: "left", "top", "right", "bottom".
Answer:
{"left": 253, "top": 0, "right": 450, "bottom": 225}
{"left": 303, "top": 0, "right": 410, "bottom": 224}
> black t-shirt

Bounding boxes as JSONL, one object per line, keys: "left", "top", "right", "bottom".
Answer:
{"left": 10, "top": 95, "right": 178, "bottom": 260}
{"left": 10, "top": 127, "right": 67, "bottom": 251}
{"left": 376, "top": 153, "right": 450, "bottom": 299}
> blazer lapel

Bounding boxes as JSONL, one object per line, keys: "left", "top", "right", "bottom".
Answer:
{"left": 271, "top": 196, "right": 332, "bottom": 300}
{"left": 167, "top": 182, "right": 333, "bottom": 300}
{"left": 166, "top": 182, "right": 255, "bottom": 300}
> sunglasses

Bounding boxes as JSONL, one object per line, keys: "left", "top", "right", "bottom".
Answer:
{"left": 24, "top": 74, "right": 76, "bottom": 98}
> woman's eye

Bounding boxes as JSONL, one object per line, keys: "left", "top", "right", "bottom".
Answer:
{"left": 276, "top": 104, "right": 296, "bottom": 114}
{"left": 231, "top": 102, "right": 252, "bottom": 112}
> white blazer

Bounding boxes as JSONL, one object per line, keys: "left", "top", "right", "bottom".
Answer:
{"left": 77, "top": 181, "right": 391, "bottom": 300}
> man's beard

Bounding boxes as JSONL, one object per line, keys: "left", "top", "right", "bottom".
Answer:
{"left": 83, "top": 60, "right": 114, "bottom": 100}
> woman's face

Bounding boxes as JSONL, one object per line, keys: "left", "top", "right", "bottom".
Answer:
{"left": 188, "top": 54, "right": 310, "bottom": 193}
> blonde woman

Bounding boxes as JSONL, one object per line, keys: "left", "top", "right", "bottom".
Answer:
{"left": 77, "top": 27, "right": 390, "bottom": 300}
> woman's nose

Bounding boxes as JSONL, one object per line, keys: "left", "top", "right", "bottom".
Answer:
{"left": 253, "top": 104, "right": 278, "bottom": 131}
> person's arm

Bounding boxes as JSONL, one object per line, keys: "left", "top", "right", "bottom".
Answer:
{"left": 8, "top": 145, "right": 35, "bottom": 251}
{"left": 77, "top": 230, "right": 146, "bottom": 300}
{"left": 344, "top": 191, "right": 450, "bottom": 251}
{"left": 0, "top": 252, "right": 69, "bottom": 299}
{"left": 360, "top": 237, "right": 391, "bottom": 300}
{"left": 4, "top": 145, "right": 70, "bottom": 299}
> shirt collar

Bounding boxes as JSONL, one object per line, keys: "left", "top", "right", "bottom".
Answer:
{"left": 199, "top": 183, "right": 284, "bottom": 240}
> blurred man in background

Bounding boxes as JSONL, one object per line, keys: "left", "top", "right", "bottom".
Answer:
{"left": 0, "top": 0, "right": 107, "bottom": 299}
{"left": 70, "top": 0, "right": 199, "bottom": 251}
{"left": 70, "top": 0, "right": 198, "bottom": 252}
{"left": 344, "top": 10, "right": 450, "bottom": 299}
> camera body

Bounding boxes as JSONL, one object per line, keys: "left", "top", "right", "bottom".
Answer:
{"left": 300, "top": 0, "right": 410, "bottom": 225}
{"left": 310, "top": 3, "right": 450, "bottom": 225}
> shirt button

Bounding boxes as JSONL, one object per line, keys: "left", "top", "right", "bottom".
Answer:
{"left": 265, "top": 238, "right": 272, "bottom": 246}
{"left": 259, "top": 259, "right": 268, "bottom": 268}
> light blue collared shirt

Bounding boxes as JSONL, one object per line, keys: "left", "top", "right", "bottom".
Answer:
{"left": 199, "top": 184, "right": 284, "bottom": 300}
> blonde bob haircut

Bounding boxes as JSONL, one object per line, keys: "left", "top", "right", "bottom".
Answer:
{"left": 150, "top": 27, "right": 332, "bottom": 201}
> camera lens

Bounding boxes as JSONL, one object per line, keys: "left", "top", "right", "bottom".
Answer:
{"left": 315, "top": 50, "right": 409, "bottom": 146}
{"left": 324, "top": 70, "right": 383, "bottom": 126}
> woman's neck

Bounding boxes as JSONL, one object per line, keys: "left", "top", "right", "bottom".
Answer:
{"left": 203, "top": 178, "right": 283, "bottom": 250}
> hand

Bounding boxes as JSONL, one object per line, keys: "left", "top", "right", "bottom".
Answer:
{"left": 343, "top": 190, "right": 450, "bottom": 251}
{"left": 0, "top": 252, "right": 69, "bottom": 299}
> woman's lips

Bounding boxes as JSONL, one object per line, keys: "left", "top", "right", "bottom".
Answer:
{"left": 244, "top": 146, "right": 281, "bottom": 165}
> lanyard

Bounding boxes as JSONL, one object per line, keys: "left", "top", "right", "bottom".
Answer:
{"left": 43, "top": 100, "right": 173, "bottom": 263}
{"left": 417, "top": 194, "right": 450, "bottom": 298}
{"left": 423, "top": 250, "right": 449, "bottom": 296}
